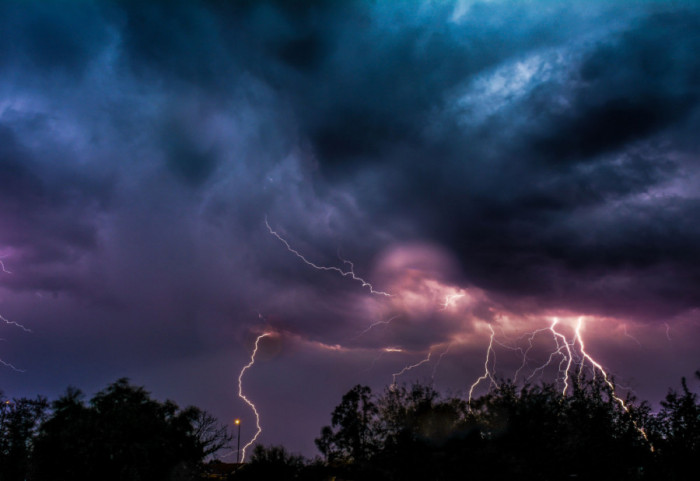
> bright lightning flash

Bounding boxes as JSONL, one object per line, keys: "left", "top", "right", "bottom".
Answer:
{"left": 468, "top": 324, "right": 498, "bottom": 407}
{"left": 530, "top": 318, "right": 576, "bottom": 395}
{"left": 485, "top": 316, "right": 651, "bottom": 445}
{"left": 261, "top": 224, "right": 651, "bottom": 446}
{"left": 440, "top": 293, "right": 465, "bottom": 310}
{"left": 265, "top": 217, "right": 391, "bottom": 296}
{"left": 573, "top": 318, "right": 650, "bottom": 444}
{"left": 237, "top": 332, "right": 271, "bottom": 462}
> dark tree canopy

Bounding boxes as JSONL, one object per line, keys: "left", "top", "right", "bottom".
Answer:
{"left": 304, "top": 374, "right": 700, "bottom": 481}
{"left": 0, "top": 394, "right": 48, "bottom": 481}
{"left": 2, "top": 374, "right": 700, "bottom": 481}
{"left": 0, "top": 379, "right": 230, "bottom": 481}
{"left": 315, "top": 384, "right": 378, "bottom": 465}
{"left": 232, "top": 444, "right": 307, "bottom": 481}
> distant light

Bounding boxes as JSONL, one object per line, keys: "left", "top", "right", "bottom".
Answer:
{"left": 234, "top": 419, "right": 240, "bottom": 425}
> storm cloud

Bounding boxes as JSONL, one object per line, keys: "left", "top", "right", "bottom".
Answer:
{"left": 1, "top": 0, "right": 699, "bottom": 455}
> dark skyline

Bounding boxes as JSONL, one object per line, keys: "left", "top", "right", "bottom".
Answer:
{"left": 1, "top": 0, "right": 699, "bottom": 457}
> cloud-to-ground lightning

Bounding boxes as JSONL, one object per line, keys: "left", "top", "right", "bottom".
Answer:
{"left": 487, "top": 316, "right": 651, "bottom": 446}
{"left": 260, "top": 217, "right": 654, "bottom": 448}
{"left": 237, "top": 332, "right": 271, "bottom": 462}
{"left": 468, "top": 324, "right": 498, "bottom": 407}
{"left": 265, "top": 217, "right": 391, "bottom": 296}
{"left": 572, "top": 318, "right": 651, "bottom": 444}
{"left": 553, "top": 319, "right": 578, "bottom": 395}
{"left": 528, "top": 318, "right": 576, "bottom": 396}
{"left": 392, "top": 352, "right": 432, "bottom": 387}
{"left": 513, "top": 326, "right": 553, "bottom": 383}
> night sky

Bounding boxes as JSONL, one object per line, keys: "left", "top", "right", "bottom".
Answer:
{"left": 1, "top": 0, "right": 700, "bottom": 458}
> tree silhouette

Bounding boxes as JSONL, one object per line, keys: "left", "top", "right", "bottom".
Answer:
{"left": 3, "top": 371, "right": 700, "bottom": 481}
{"left": 315, "top": 384, "right": 378, "bottom": 465}
{"left": 233, "top": 444, "right": 306, "bottom": 480}
{"left": 653, "top": 373, "right": 700, "bottom": 480}
{"left": 312, "top": 375, "right": 674, "bottom": 481}
{"left": 0, "top": 393, "right": 48, "bottom": 481}
{"left": 372, "top": 383, "right": 470, "bottom": 481}
{"left": 31, "top": 378, "right": 229, "bottom": 481}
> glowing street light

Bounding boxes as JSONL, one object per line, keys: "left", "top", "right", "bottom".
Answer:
{"left": 235, "top": 419, "right": 241, "bottom": 464}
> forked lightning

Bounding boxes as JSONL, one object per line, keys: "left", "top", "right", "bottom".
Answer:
{"left": 265, "top": 217, "right": 391, "bottom": 296}
{"left": 237, "top": 332, "right": 271, "bottom": 462}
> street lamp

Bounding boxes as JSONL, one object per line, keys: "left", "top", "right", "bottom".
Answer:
{"left": 235, "top": 419, "right": 241, "bottom": 464}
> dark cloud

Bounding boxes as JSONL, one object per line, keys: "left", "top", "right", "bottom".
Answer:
{"left": 280, "top": 6, "right": 700, "bottom": 320}
{"left": 1, "top": 0, "right": 700, "bottom": 457}
{"left": 0, "top": 123, "right": 108, "bottom": 283}
{"left": 530, "top": 12, "right": 700, "bottom": 163}
{"left": 0, "top": 1, "right": 111, "bottom": 77}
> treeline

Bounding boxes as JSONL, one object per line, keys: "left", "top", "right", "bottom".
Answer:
{"left": 0, "top": 378, "right": 230, "bottom": 481}
{"left": 235, "top": 373, "right": 700, "bottom": 481}
{"left": 3, "top": 374, "right": 699, "bottom": 481}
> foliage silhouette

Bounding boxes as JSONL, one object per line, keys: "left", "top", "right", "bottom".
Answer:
{"left": 29, "top": 378, "right": 230, "bottom": 481}
{"left": 651, "top": 372, "right": 700, "bottom": 480}
{"left": 2, "top": 373, "right": 699, "bottom": 480}
{"left": 232, "top": 445, "right": 306, "bottom": 480}
{"left": 315, "top": 384, "right": 378, "bottom": 465}
{"left": 301, "top": 374, "right": 699, "bottom": 481}
{"left": 0, "top": 393, "right": 48, "bottom": 481}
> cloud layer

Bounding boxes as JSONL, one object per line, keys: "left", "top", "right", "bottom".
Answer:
{"left": 1, "top": 0, "right": 699, "bottom": 455}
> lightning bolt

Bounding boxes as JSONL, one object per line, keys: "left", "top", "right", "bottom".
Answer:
{"left": 261, "top": 218, "right": 652, "bottom": 447}
{"left": 0, "top": 258, "right": 11, "bottom": 274}
{"left": 440, "top": 293, "right": 465, "bottom": 310}
{"left": 431, "top": 343, "right": 452, "bottom": 381}
{"left": 468, "top": 324, "right": 498, "bottom": 407}
{"left": 352, "top": 315, "right": 400, "bottom": 340}
{"left": 392, "top": 352, "right": 432, "bottom": 387}
{"left": 0, "top": 314, "right": 32, "bottom": 333}
{"left": 1, "top": 259, "right": 29, "bottom": 371}
{"left": 265, "top": 217, "right": 391, "bottom": 296}
{"left": 663, "top": 322, "right": 672, "bottom": 341}
{"left": 549, "top": 317, "right": 583, "bottom": 396}
{"left": 464, "top": 316, "right": 651, "bottom": 447}
{"left": 622, "top": 324, "right": 643, "bottom": 348}
{"left": 572, "top": 318, "right": 650, "bottom": 444}
{"left": 365, "top": 347, "right": 403, "bottom": 372}
{"left": 518, "top": 319, "right": 608, "bottom": 397}
{"left": 237, "top": 332, "right": 271, "bottom": 462}
{"left": 513, "top": 326, "right": 552, "bottom": 383}
{"left": 0, "top": 358, "right": 24, "bottom": 372}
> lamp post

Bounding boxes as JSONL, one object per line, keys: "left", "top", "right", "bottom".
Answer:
{"left": 235, "top": 419, "right": 241, "bottom": 464}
